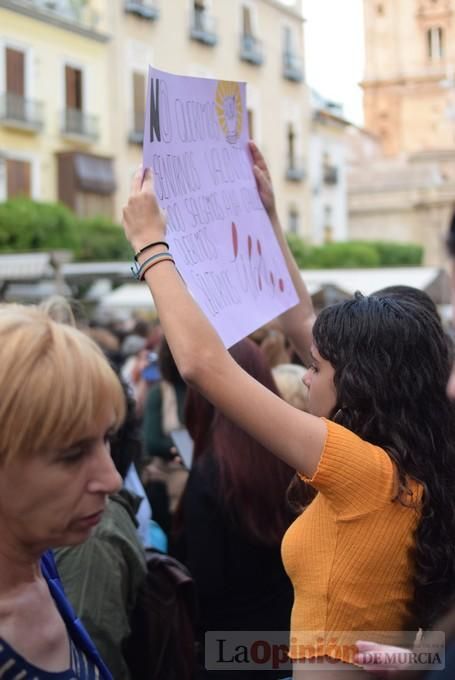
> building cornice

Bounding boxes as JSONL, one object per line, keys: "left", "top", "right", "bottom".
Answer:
{"left": 0, "top": 0, "right": 110, "bottom": 42}
{"left": 361, "top": 71, "right": 447, "bottom": 89}
{"left": 259, "top": 0, "right": 304, "bottom": 22}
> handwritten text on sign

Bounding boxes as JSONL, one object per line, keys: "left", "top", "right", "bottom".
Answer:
{"left": 143, "top": 67, "right": 297, "bottom": 348}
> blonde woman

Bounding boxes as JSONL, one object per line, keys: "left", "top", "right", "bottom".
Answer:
{"left": 0, "top": 304, "right": 125, "bottom": 679}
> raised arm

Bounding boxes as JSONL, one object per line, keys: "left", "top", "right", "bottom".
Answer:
{"left": 122, "top": 168, "right": 326, "bottom": 478}
{"left": 249, "top": 141, "right": 315, "bottom": 367}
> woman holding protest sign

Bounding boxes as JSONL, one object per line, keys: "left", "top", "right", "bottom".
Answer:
{"left": 122, "top": 143, "right": 455, "bottom": 678}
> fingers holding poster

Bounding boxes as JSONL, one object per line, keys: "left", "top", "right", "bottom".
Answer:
{"left": 143, "top": 67, "right": 298, "bottom": 348}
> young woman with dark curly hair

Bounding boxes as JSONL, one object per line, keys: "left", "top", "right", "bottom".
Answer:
{"left": 122, "top": 143, "right": 455, "bottom": 679}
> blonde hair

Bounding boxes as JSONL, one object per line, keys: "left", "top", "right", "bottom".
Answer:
{"left": 40, "top": 295, "right": 77, "bottom": 327}
{"left": 0, "top": 304, "right": 125, "bottom": 463}
{"left": 272, "top": 363, "right": 309, "bottom": 412}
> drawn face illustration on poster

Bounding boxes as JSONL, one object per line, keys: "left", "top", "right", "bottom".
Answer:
{"left": 215, "top": 81, "right": 243, "bottom": 144}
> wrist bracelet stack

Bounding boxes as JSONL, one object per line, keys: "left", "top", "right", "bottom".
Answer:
{"left": 134, "top": 240, "right": 169, "bottom": 261}
{"left": 130, "top": 240, "right": 175, "bottom": 280}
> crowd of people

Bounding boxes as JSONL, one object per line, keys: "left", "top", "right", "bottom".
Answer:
{"left": 1, "top": 140, "right": 455, "bottom": 680}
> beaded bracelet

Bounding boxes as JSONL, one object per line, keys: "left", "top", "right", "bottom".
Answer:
{"left": 139, "top": 255, "right": 175, "bottom": 280}
{"left": 131, "top": 251, "right": 174, "bottom": 280}
{"left": 134, "top": 240, "right": 169, "bottom": 262}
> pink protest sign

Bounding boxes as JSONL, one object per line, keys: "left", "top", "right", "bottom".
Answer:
{"left": 143, "top": 66, "right": 298, "bottom": 348}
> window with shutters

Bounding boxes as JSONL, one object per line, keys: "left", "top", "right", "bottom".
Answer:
{"left": 133, "top": 71, "right": 145, "bottom": 134}
{"left": 242, "top": 5, "right": 253, "bottom": 36}
{"left": 65, "top": 65, "right": 83, "bottom": 111}
{"left": 288, "top": 206, "right": 300, "bottom": 234}
{"left": 427, "top": 26, "right": 444, "bottom": 60}
{"left": 240, "top": 4, "right": 262, "bottom": 65}
{"left": 193, "top": 0, "right": 205, "bottom": 30}
{"left": 190, "top": 0, "right": 217, "bottom": 45}
{"left": 282, "top": 25, "right": 303, "bottom": 81}
{"left": 6, "top": 159, "right": 31, "bottom": 198}
{"left": 6, "top": 48, "right": 25, "bottom": 96}
{"left": 323, "top": 205, "right": 334, "bottom": 243}
{"left": 283, "top": 25, "right": 293, "bottom": 54}
{"left": 287, "top": 123, "right": 296, "bottom": 169}
{"left": 128, "top": 71, "right": 145, "bottom": 144}
{"left": 285, "top": 124, "right": 305, "bottom": 181}
{"left": 62, "top": 64, "right": 97, "bottom": 138}
{"left": 5, "top": 47, "right": 25, "bottom": 120}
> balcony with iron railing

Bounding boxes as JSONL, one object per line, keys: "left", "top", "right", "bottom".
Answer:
{"left": 240, "top": 33, "right": 263, "bottom": 65}
{"left": 61, "top": 108, "right": 99, "bottom": 141}
{"left": 0, "top": 92, "right": 43, "bottom": 132}
{"left": 323, "top": 165, "right": 339, "bottom": 185}
{"left": 7, "top": 0, "right": 108, "bottom": 39}
{"left": 283, "top": 51, "right": 304, "bottom": 82}
{"left": 189, "top": 8, "right": 217, "bottom": 46}
{"left": 124, "top": 0, "right": 159, "bottom": 20}
{"left": 128, "top": 111, "right": 144, "bottom": 145}
{"left": 285, "top": 155, "right": 306, "bottom": 182}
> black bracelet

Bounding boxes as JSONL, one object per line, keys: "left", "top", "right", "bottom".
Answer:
{"left": 134, "top": 240, "right": 169, "bottom": 261}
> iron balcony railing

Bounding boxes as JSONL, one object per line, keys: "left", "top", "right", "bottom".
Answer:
{"left": 189, "top": 9, "right": 217, "bottom": 46}
{"left": 128, "top": 110, "right": 145, "bottom": 144}
{"left": 0, "top": 92, "right": 43, "bottom": 131}
{"left": 283, "top": 51, "right": 304, "bottom": 82}
{"left": 286, "top": 155, "right": 306, "bottom": 182}
{"left": 61, "top": 108, "right": 99, "bottom": 140}
{"left": 240, "top": 33, "right": 263, "bottom": 65}
{"left": 124, "top": 0, "right": 159, "bottom": 20}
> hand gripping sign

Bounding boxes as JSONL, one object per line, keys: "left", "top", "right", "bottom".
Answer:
{"left": 143, "top": 67, "right": 298, "bottom": 348}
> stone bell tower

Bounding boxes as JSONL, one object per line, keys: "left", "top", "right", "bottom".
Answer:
{"left": 362, "top": 0, "right": 455, "bottom": 156}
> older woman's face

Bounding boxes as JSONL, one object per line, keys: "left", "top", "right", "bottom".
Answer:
{"left": 0, "top": 406, "right": 122, "bottom": 554}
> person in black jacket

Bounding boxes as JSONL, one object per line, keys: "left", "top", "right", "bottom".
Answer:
{"left": 175, "top": 338, "right": 301, "bottom": 679}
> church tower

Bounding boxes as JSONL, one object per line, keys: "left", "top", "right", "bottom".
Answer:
{"left": 362, "top": 0, "right": 455, "bottom": 156}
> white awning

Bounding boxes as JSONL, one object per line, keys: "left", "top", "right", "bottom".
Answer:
{"left": 97, "top": 283, "right": 155, "bottom": 310}
{"left": 0, "top": 253, "right": 55, "bottom": 281}
{"left": 302, "top": 267, "right": 446, "bottom": 297}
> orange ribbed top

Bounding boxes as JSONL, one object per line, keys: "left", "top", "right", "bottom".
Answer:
{"left": 281, "top": 419, "right": 422, "bottom": 665}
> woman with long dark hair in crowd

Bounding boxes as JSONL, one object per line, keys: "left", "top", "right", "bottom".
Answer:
{"left": 176, "top": 338, "right": 296, "bottom": 679}
{"left": 122, "top": 145, "right": 455, "bottom": 678}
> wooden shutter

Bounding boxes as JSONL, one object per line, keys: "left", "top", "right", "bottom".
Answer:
{"left": 6, "top": 48, "right": 25, "bottom": 96}
{"left": 65, "top": 66, "right": 83, "bottom": 110}
{"left": 133, "top": 72, "right": 145, "bottom": 130}
{"left": 288, "top": 124, "right": 295, "bottom": 167}
{"left": 6, "top": 159, "right": 31, "bottom": 198}
{"left": 283, "top": 26, "right": 292, "bottom": 52}
{"left": 243, "top": 6, "right": 252, "bottom": 35}
{"left": 247, "top": 109, "right": 254, "bottom": 138}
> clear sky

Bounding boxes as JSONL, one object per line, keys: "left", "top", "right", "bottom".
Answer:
{"left": 301, "top": 0, "right": 365, "bottom": 125}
